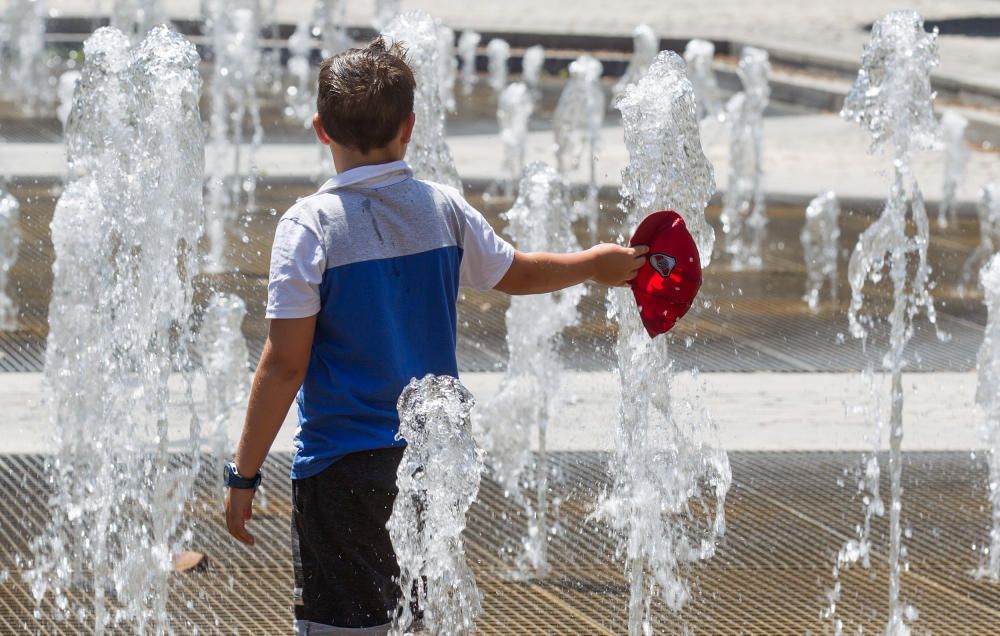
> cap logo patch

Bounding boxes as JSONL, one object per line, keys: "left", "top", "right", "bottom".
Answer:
{"left": 649, "top": 253, "right": 676, "bottom": 278}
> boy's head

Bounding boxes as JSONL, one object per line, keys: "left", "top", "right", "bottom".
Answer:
{"left": 315, "top": 37, "right": 416, "bottom": 154}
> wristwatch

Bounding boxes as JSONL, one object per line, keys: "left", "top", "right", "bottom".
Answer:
{"left": 224, "top": 462, "right": 262, "bottom": 490}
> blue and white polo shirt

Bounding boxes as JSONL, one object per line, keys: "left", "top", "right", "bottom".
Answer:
{"left": 266, "top": 160, "right": 514, "bottom": 479}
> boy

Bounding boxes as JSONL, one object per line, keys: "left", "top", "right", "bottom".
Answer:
{"left": 224, "top": 38, "right": 647, "bottom": 635}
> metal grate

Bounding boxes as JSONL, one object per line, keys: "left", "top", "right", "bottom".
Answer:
{"left": 1, "top": 451, "right": 999, "bottom": 634}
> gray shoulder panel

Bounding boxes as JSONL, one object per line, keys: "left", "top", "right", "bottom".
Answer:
{"left": 299, "top": 178, "right": 465, "bottom": 271}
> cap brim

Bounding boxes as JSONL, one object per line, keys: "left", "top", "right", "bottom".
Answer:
{"left": 629, "top": 210, "right": 682, "bottom": 248}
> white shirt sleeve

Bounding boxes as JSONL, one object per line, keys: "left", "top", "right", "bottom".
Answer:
{"left": 265, "top": 217, "right": 326, "bottom": 319}
{"left": 458, "top": 202, "right": 515, "bottom": 291}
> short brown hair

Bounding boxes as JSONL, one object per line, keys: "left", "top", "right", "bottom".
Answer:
{"left": 317, "top": 37, "right": 415, "bottom": 153}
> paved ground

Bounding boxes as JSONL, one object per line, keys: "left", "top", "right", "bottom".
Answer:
{"left": 32, "top": 0, "right": 1000, "bottom": 85}
{"left": 3, "top": 113, "right": 998, "bottom": 205}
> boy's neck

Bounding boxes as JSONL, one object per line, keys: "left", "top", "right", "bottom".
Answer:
{"left": 330, "top": 144, "right": 405, "bottom": 175}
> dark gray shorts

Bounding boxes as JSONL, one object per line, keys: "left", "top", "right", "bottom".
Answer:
{"left": 291, "top": 447, "right": 405, "bottom": 630}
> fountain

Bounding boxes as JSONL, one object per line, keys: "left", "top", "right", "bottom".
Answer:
{"left": 457, "top": 30, "right": 481, "bottom": 97}
{"left": 613, "top": 24, "right": 657, "bottom": 98}
{"left": 596, "top": 51, "right": 729, "bottom": 635}
{"left": 0, "top": 187, "right": 20, "bottom": 330}
{"left": 936, "top": 110, "right": 969, "bottom": 229}
{"left": 197, "top": 293, "right": 249, "bottom": 459}
{"left": 830, "top": 11, "right": 939, "bottom": 635}
{"left": 313, "top": 0, "right": 351, "bottom": 59}
{"left": 437, "top": 23, "right": 457, "bottom": 113}
{"left": 256, "top": 0, "right": 285, "bottom": 98}
{"left": 373, "top": 0, "right": 400, "bottom": 30}
{"left": 960, "top": 182, "right": 1000, "bottom": 294}
{"left": 110, "top": 0, "right": 166, "bottom": 41}
{"left": 683, "top": 38, "right": 722, "bottom": 120}
{"left": 521, "top": 44, "right": 545, "bottom": 94}
{"left": 27, "top": 25, "right": 204, "bottom": 633}
{"left": 486, "top": 38, "right": 510, "bottom": 95}
{"left": 388, "top": 375, "right": 483, "bottom": 635}
{"left": 553, "top": 54, "right": 605, "bottom": 239}
{"left": 56, "top": 70, "right": 81, "bottom": 129}
{"left": 0, "top": 0, "right": 52, "bottom": 114}
{"left": 284, "top": 19, "right": 315, "bottom": 126}
{"left": 495, "top": 82, "right": 534, "bottom": 199}
{"left": 800, "top": 191, "right": 841, "bottom": 311}
{"left": 204, "top": 0, "right": 263, "bottom": 273}
{"left": 478, "top": 162, "right": 583, "bottom": 575}
{"left": 382, "top": 10, "right": 462, "bottom": 191}
{"left": 720, "top": 46, "right": 770, "bottom": 270}
{"left": 978, "top": 254, "right": 1000, "bottom": 580}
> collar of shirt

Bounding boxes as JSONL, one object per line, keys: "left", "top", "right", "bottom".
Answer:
{"left": 315, "top": 160, "right": 413, "bottom": 193}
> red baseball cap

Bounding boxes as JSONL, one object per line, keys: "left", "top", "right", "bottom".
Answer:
{"left": 628, "top": 210, "right": 703, "bottom": 338}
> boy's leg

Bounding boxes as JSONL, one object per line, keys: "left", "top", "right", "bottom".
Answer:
{"left": 291, "top": 447, "right": 405, "bottom": 634}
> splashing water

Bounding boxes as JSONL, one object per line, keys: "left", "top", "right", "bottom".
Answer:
{"left": 436, "top": 24, "right": 457, "bottom": 113}
{"left": 373, "top": 0, "right": 400, "bottom": 31}
{"left": 63, "top": 27, "right": 132, "bottom": 182}
{"left": 936, "top": 111, "right": 969, "bottom": 229}
{"left": 801, "top": 191, "right": 841, "bottom": 311}
{"left": 486, "top": 38, "right": 510, "bottom": 95}
{"left": 110, "top": 0, "right": 166, "bottom": 41}
{"left": 832, "top": 11, "right": 939, "bottom": 636}
{"left": 683, "top": 39, "right": 722, "bottom": 120}
{"left": 457, "top": 30, "right": 480, "bottom": 97}
{"left": 720, "top": 46, "right": 770, "bottom": 270}
{"left": 553, "top": 54, "right": 605, "bottom": 238}
{"left": 824, "top": 369, "right": 886, "bottom": 635}
{"left": 296, "top": 0, "right": 353, "bottom": 185}
{"left": 27, "top": 26, "right": 204, "bottom": 633}
{"left": 0, "top": 188, "right": 20, "bottom": 330}
{"left": 960, "top": 182, "right": 1000, "bottom": 294}
{"left": 494, "top": 82, "right": 534, "bottom": 199}
{"left": 613, "top": 24, "right": 658, "bottom": 98}
{"left": 521, "top": 44, "right": 545, "bottom": 93}
{"left": 977, "top": 255, "right": 1000, "bottom": 580}
{"left": 478, "top": 163, "right": 583, "bottom": 576}
{"left": 389, "top": 375, "right": 483, "bottom": 635}
{"left": 255, "top": 0, "right": 285, "bottom": 97}
{"left": 597, "top": 51, "right": 729, "bottom": 636}
{"left": 313, "top": 0, "right": 350, "bottom": 59}
{"left": 56, "top": 70, "right": 80, "bottom": 130}
{"left": 204, "top": 0, "right": 263, "bottom": 273}
{"left": 284, "top": 19, "right": 315, "bottom": 125}
{"left": 197, "top": 294, "right": 249, "bottom": 459}
{"left": 383, "top": 11, "right": 462, "bottom": 191}
{"left": 0, "top": 0, "right": 52, "bottom": 114}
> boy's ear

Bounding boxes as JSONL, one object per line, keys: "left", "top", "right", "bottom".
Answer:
{"left": 312, "top": 113, "right": 332, "bottom": 146}
{"left": 399, "top": 112, "right": 416, "bottom": 145}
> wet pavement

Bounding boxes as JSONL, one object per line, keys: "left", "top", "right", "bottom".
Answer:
{"left": 0, "top": 173, "right": 990, "bottom": 374}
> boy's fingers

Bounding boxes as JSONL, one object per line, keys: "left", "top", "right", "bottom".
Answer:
{"left": 228, "top": 514, "right": 255, "bottom": 545}
{"left": 630, "top": 245, "right": 650, "bottom": 256}
{"left": 225, "top": 490, "right": 257, "bottom": 546}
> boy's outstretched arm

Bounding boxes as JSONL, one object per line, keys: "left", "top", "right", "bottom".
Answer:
{"left": 225, "top": 315, "right": 316, "bottom": 546}
{"left": 494, "top": 244, "right": 649, "bottom": 295}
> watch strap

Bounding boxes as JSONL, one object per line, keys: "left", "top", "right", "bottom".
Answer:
{"left": 224, "top": 462, "right": 262, "bottom": 490}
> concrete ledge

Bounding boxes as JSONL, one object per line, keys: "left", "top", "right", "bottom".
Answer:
{"left": 4, "top": 109, "right": 996, "bottom": 215}
{"left": 0, "top": 371, "right": 983, "bottom": 453}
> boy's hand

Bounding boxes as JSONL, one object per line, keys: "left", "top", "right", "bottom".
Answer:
{"left": 225, "top": 487, "right": 256, "bottom": 546}
{"left": 588, "top": 243, "right": 649, "bottom": 286}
